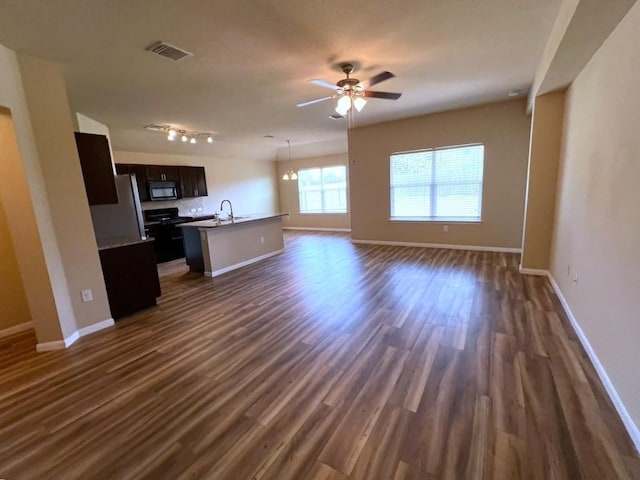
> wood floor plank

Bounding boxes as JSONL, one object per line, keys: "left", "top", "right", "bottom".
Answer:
{"left": 0, "top": 232, "right": 636, "bottom": 480}
{"left": 319, "top": 346, "right": 408, "bottom": 475}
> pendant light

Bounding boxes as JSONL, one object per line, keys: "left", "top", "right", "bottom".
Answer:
{"left": 282, "top": 140, "right": 298, "bottom": 181}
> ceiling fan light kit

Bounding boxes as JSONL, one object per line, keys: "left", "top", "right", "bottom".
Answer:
{"left": 297, "top": 63, "right": 402, "bottom": 115}
{"left": 145, "top": 124, "right": 214, "bottom": 145}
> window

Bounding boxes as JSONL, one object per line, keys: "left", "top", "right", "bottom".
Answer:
{"left": 390, "top": 144, "right": 484, "bottom": 221}
{"left": 298, "top": 165, "right": 348, "bottom": 214}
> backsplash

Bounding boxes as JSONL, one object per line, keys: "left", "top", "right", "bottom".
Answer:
{"left": 141, "top": 197, "right": 214, "bottom": 217}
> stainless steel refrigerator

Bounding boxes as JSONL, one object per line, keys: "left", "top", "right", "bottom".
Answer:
{"left": 89, "top": 174, "right": 146, "bottom": 247}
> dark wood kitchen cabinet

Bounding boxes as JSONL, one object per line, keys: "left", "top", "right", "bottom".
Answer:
{"left": 115, "top": 163, "right": 149, "bottom": 202}
{"left": 114, "top": 163, "right": 208, "bottom": 201}
{"left": 145, "top": 165, "right": 180, "bottom": 183}
{"left": 179, "top": 166, "right": 208, "bottom": 198}
{"left": 99, "top": 240, "right": 161, "bottom": 319}
{"left": 74, "top": 132, "right": 118, "bottom": 205}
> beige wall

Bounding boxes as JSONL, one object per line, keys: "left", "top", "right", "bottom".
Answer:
{"left": 349, "top": 99, "right": 531, "bottom": 249}
{"left": 521, "top": 90, "right": 566, "bottom": 270}
{"left": 277, "top": 153, "right": 350, "bottom": 230}
{"left": 550, "top": 0, "right": 640, "bottom": 430}
{"left": 18, "top": 54, "right": 112, "bottom": 331}
{"left": 0, "top": 46, "right": 69, "bottom": 343}
{"left": 114, "top": 151, "right": 278, "bottom": 217}
{"left": 203, "top": 217, "right": 285, "bottom": 276}
{"left": 0, "top": 193, "right": 30, "bottom": 330}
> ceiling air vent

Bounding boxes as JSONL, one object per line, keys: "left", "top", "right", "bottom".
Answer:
{"left": 146, "top": 41, "right": 193, "bottom": 61}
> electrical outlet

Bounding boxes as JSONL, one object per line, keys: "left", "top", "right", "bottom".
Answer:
{"left": 443, "top": 225, "right": 449, "bottom": 233}
{"left": 260, "top": 236, "right": 264, "bottom": 244}
{"left": 81, "top": 289, "right": 93, "bottom": 303}
{"left": 197, "top": 207, "right": 203, "bottom": 212}
{"left": 573, "top": 274, "right": 579, "bottom": 284}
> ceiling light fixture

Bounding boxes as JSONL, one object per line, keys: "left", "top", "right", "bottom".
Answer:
{"left": 144, "top": 124, "right": 215, "bottom": 145}
{"left": 334, "top": 86, "right": 369, "bottom": 116}
{"left": 282, "top": 140, "right": 298, "bottom": 181}
{"left": 298, "top": 64, "right": 401, "bottom": 117}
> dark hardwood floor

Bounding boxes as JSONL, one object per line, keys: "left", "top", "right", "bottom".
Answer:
{"left": 1, "top": 232, "right": 638, "bottom": 479}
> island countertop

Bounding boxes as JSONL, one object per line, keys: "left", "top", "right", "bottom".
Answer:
{"left": 178, "top": 213, "right": 289, "bottom": 229}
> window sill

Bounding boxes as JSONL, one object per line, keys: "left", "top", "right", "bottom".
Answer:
{"left": 388, "top": 217, "right": 482, "bottom": 224}
{"left": 299, "top": 212, "right": 349, "bottom": 216}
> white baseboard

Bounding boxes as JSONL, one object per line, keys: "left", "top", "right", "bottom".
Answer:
{"left": 36, "top": 317, "right": 114, "bottom": 352}
{"left": 77, "top": 318, "right": 115, "bottom": 337}
{"left": 284, "top": 227, "right": 351, "bottom": 232}
{"left": 547, "top": 274, "right": 640, "bottom": 454}
{"left": 36, "top": 340, "right": 69, "bottom": 352}
{"left": 351, "top": 238, "right": 521, "bottom": 253}
{"left": 205, "top": 249, "right": 284, "bottom": 278}
{"left": 0, "top": 321, "right": 33, "bottom": 339}
{"left": 518, "top": 265, "right": 549, "bottom": 276}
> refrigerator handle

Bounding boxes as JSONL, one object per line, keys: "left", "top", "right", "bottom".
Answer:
{"left": 128, "top": 173, "right": 147, "bottom": 239}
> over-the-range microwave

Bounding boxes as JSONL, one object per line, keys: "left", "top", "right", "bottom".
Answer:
{"left": 148, "top": 181, "right": 179, "bottom": 201}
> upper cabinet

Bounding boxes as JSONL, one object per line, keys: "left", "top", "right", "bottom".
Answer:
{"left": 145, "top": 165, "right": 180, "bottom": 183}
{"left": 115, "top": 163, "right": 208, "bottom": 201}
{"left": 179, "top": 166, "right": 208, "bottom": 198}
{"left": 74, "top": 132, "right": 118, "bottom": 205}
{"left": 115, "top": 164, "right": 149, "bottom": 202}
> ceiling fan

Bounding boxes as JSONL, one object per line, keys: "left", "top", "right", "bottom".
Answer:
{"left": 297, "top": 63, "right": 402, "bottom": 116}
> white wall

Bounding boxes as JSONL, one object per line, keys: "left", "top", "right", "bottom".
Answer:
{"left": 550, "top": 0, "right": 640, "bottom": 437}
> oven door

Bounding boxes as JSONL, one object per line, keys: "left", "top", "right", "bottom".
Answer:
{"left": 148, "top": 181, "right": 178, "bottom": 201}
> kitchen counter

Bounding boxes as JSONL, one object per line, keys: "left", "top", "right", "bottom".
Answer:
{"left": 178, "top": 213, "right": 289, "bottom": 230}
{"left": 97, "top": 237, "right": 154, "bottom": 251}
{"left": 180, "top": 213, "right": 288, "bottom": 277}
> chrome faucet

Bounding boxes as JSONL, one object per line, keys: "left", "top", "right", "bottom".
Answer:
{"left": 220, "top": 199, "right": 234, "bottom": 220}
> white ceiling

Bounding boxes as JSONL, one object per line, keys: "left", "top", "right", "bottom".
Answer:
{"left": 0, "top": 0, "right": 561, "bottom": 159}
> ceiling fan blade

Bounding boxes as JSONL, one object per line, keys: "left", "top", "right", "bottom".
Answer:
{"left": 309, "top": 79, "right": 337, "bottom": 90}
{"left": 363, "top": 91, "right": 402, "bottom": 100}
{"left": 360, "top": 71, "right": 395, "bottom": 89}
{"left": 296, "top": 96, "right": 334, "bottom": 107}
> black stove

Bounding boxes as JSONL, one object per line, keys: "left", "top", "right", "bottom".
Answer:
{"left": 143, "top": 208, "right": 193, "bottom": 263}
{"left": 144, "top": 207, "right": 192, "bottom": 226}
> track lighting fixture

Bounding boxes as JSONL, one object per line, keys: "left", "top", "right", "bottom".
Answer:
{"left": 144, "top": 124, "right": 215, "bottom": 145}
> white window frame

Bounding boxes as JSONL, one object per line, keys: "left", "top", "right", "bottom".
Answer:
{"left": 389, "top": 143, "right": 484, "bottom": 222}
{"left": 298, "top": 165, "right": 348, "bottom": 215}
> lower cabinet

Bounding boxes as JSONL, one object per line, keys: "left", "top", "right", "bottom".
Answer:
{"left": 99, "top": 240, "right": 161, "bottom": 319}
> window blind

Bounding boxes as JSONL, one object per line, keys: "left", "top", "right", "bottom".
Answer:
{"left": 390, "top": 144, "right": 484, "bottom": 220}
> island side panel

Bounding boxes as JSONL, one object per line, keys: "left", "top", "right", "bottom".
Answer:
{"left": 182, "top": 226, "right": 205, "bottom": 272}
{"left": 203, "top": 217, "right": 284, "bottom": 277}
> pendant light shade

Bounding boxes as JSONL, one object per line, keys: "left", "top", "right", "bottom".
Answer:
{"left": 282, "top": 140, "right": 298, "bottom": 181}
{"left": 335, "top": 95, "right": 352, "bottom": 116}
{"left": 353, "top": 96, "right": 367, "bottom": 112}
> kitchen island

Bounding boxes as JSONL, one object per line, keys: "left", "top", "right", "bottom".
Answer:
{"left": 179, "top": 213, "right": 289, "bottom": 277}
